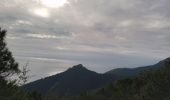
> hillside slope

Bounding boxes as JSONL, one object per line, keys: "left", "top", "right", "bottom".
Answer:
{"left": 24, "top": 64, "right": 116, "bottom": 97}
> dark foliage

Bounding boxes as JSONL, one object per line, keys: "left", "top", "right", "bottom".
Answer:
{"left": 0, "top": 28, "right": 42, "bottom": 100}
{"left": 0, "top": 28, "right": 19, "bottom": 78}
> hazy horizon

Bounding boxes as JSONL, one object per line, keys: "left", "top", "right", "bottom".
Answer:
{"left": 0, "top": 0, "right": 170, "bottom": 82}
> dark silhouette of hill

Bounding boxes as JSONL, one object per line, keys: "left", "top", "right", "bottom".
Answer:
{"left": 24, "top": 58, "right": 170, "bottom": 99}
{"left": 24, "top": 64, "right": 116, "bottom": 97}
{"left": 105, "top": 57, "right": 170, "bottom": 78}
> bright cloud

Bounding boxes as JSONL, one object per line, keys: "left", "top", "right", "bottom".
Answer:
{"left": 40, "top": 0, "right": 68, "bottom": 8}
{"left": 32, "top": 8, "right": 50, "bottom": 18}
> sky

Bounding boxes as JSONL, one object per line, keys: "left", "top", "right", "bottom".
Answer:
{"left": 0, "top": 0, "right": 170, "bottom": 82}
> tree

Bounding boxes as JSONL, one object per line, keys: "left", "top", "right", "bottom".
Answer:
{"left": 19, "top": 62, "right": 30, "bottom": 85}
{"left": 0, "top": 28, "right": 19, "bottom": 79}
{"left": 0, "top": 28, "right": 42, "bottom": 100}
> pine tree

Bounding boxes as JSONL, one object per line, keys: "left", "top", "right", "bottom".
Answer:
{"left": 0, "top": 28, "right": 19, "bottom": 79}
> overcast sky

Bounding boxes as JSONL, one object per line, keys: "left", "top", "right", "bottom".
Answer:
{"left": 0, "top": 0, "right": 170, "bottom": 82}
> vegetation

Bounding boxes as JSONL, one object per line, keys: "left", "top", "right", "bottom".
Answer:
{"left": 0, "top": 28, "right": 42, "bottom": 100}
{"left": 0, "top": 28, "right": 19, "bottom": 80}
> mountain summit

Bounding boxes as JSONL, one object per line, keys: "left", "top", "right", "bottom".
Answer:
{"left": 66, "top": 64, "right": 90, "bottom": 73}
{"left": 24, "top": 64, "right": 115, "bottom": 97}
{"left": 71, "top": 64, "right": 84, "bottom": 69}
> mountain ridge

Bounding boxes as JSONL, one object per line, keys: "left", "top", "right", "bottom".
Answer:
{"left": 67, "top": 58, "right": 170, "bottom": 100}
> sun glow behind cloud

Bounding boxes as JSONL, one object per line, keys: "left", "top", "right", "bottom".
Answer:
{"left": 33, "top": 8, "right": 50, "bottom": 18}
{"left": 40, "top": 0, "right": 68, "bottom": 8}
{"left": 31, "top": 0, "right": 69, "bottom": 18}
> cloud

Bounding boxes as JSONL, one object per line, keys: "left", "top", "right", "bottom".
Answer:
{"left": 1, "top": 0, "right": 170, "bottom": 81}
{"left": 26, "top": 33, "right": 69, "bottom": 39}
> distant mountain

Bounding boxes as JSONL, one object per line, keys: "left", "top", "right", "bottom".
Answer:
{"left": 106, "top": 57, "right": 170, "bottom": 78}
{"left": 24, "top": 64, "right": 116, "bottom": 97}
